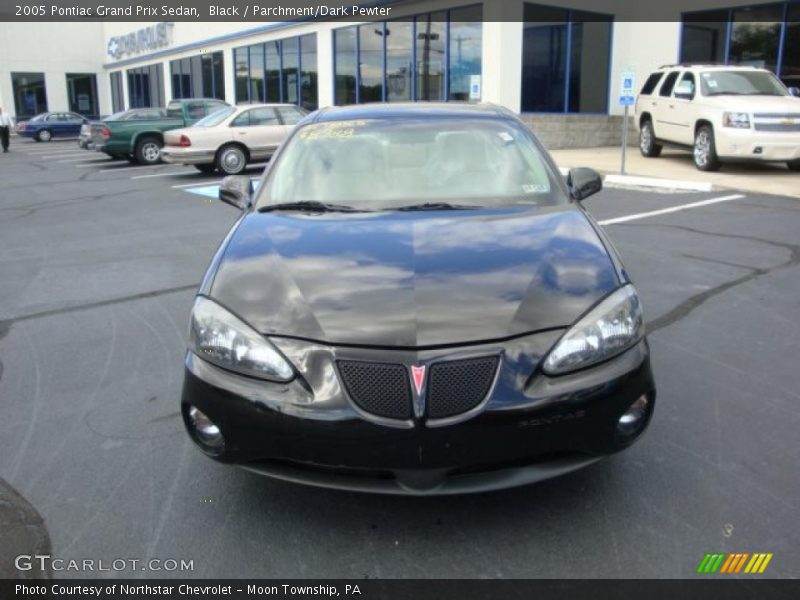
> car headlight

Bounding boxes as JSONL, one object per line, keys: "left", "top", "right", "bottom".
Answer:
{"left": 542, "top": 285, "right": 644, "bottom": 375}
{"left": 723, "top": 112, "right": 750, "bottom": 129}
{"left": 189, "top": 296, "right": 294, "bottom": 382}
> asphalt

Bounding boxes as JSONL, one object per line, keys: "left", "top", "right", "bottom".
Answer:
{"left": 0, "top": 139, "right": 798, "bottom": 579}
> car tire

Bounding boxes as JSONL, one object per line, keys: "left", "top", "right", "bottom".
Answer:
{"left": 134, "top": 136, "right": 162, "bottom": 165}
{"left": 36, "top": 129, "right": 52, "bottom": 142}
{"left": 194, "top": 164, "right": 217, "bottom": 174}
{"left": 787, "top": 160, "right": 800, "bottom": 172}
{"left": 639, "top": 120, "right": 662, "bottom": 157}
{"left": 693, "top": 125, "right": 721, "bottom": 172}
{"left": 216, "top": 144, "right": 248, "bottom": 175}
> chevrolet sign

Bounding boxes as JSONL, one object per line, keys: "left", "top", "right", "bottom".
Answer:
{"left": 107, "top": 23, "right": 173, "bottom": 59}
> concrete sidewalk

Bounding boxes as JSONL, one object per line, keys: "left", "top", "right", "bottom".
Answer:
{"left": 550, "top": 146, "right": 799, "bottom": 198}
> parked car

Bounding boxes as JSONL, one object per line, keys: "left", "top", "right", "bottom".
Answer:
{"left": 636, "top": 64, "right": 800, "bottom": 171}
{"left": 17, "top": 112, "right": 88, "bottom": 142}
{"left": 91, "top": 99, "right": 229, "bottom": 165}
{"left": 180, "top": 103, "right": 656, "bottom": 495}
{"left": 162, "top": 103, "right": 307, "bottom": 175}
{"left": 79, "top": 108, "right": 167, "bottom": 153}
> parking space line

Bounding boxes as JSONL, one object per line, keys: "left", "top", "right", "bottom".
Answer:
{"left": 59, "top": 157, "right": 124, "bottom": 164}
{"left": 597, "top": 194, "right": 746, "bottom": 226}
{"left": 94, "top": 165, "right": 163, "bottom": 173}
{"left": 30, "top": 152, "right": 88, "bottom": 159}
{"left": 131, "top": 170, "right": 196, "bottom": 179}
{"left": 171, "top": 180, "right": 221, "bottom": 188}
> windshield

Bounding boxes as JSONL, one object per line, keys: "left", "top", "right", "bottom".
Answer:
{"left": 700, "top": 70, "right": 787, "bottom": 96}
{"left": 259, "top": 118, "right": 563, "bottom": 211}
{"left": 194, "top": 107, "right": 236, "bottom": 127}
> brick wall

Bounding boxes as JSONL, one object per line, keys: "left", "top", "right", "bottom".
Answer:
{"left": 520, "top": 114, "right": 638, "bottom": 150}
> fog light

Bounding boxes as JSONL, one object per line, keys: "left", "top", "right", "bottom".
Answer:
{"left": 188, "top": 406, "right": 225, "bottom": 454}
{"left": 616, "top": 395, "right": 650, "bottom": 439}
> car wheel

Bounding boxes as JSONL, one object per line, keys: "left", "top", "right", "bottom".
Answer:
{"left": 194, "top": 164, "right": 217, "bottom": 174}
{"left": 693, "top": 125, "right": 721, "bottom": 172}
{"left": 787, "top": 160, "right": 800, "bottom": 172}
{"left": 36, "top": 129, "right": 52, "bottom": 142}
{"left": 216, "top": 144, "right": 247, "bottom": 175}
{"left": 639, "top": 120, "right": 662, "bottom": 157}
{"left": 135, "top": 136, "right": 162, "bottom": 165}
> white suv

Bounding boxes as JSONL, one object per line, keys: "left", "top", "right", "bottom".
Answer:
{"left": 635, "top": 64, "right": 800, "bottom": 171}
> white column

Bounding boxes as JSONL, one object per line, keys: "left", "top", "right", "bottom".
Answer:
{"left": 481, "top": 0, "right": 524, "bottom": 114}
{"left": 120, "top": 68, "right": 130, "bottom": 110}
{"left": 317, "top": 27, "right": 334, "bottom": 108}
{"left": 162, "top": 59, "right": 173, "bottom": 102}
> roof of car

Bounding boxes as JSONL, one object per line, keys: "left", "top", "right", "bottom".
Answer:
{"left": 656, "top": 63, "right": 764, "bottom": 71}
{"left": 311, "top": 102, "right": 518, "bottom": 123}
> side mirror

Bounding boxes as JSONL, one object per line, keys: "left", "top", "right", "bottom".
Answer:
{"left": 567, "top": 168, "right": 602, "bottom": 202}
{"left": 788, "top": 87, "right": 800, "bottom": 97}
{"left": 219, "top": 175, "right": 253, "bottom": 210}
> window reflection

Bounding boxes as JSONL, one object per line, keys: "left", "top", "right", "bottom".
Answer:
{"left": 11, "top": 72, "right": 48, "bottom": 119}
{"left": 170, "top": 52, "right": 225, "bottom": 101}
{"left": 126, "top": 64, "right": 163, "bottom": 108}
{"left": 449, "top": 6, "right": 482, "bottom": 100}
{"left": 415, "top": 12, "right": 446, "bottom": 101}
{"left": 386, "top": 21, "right": 413, "bottom": 102}
{"left": 730, "top": 3, "right": 783, "bottom": 72}
{"left": 66, "top": 73, "right": 99, "bottom": 118}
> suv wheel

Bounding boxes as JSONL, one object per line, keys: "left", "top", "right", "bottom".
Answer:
{"left": 787, "top": 160, "right": 800, "bottom": 172}
{"left": 639, "top": 120, "right": 662, "bottom": 157}
{"left": 693, "top": 126, "right": 721, "bottom": 172}
{"left": 36, "top": 129, "right": 52, "bottom": 142}
{"left": 135, "top": 136, "right": 162, "bottom": 165}
{"left": 216, "top": 144, "right": 247, "bottom": 175}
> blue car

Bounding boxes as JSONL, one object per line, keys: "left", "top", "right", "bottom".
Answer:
{"left": 17, "top": 112, "right": 88, "bottom": 142}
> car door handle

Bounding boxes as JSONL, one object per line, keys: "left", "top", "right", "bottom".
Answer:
{"left": 669, "top": 104, "right": 675, "bottom": 109}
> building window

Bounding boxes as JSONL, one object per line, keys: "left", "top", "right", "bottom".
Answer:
{"left": 66, "top": 73, "right": 99, "bottom": 119}
{"left": 110, "top": 72, "right": 124, "bottom": 112}
{"left": 449, "top": 6, "right": 483, "bottom": 100}
{"left": 334, "top": 27, "right": 357, "bottom": 105}
{"left": 11, "top": 72, "right": 48, "bottom": 119}
{"left": 233, "top": 35, "right": 318, "bottom": 110}
{"left": 521, "top": 3, "right": 612, "bottom": 114}
{"left": 682, "top": 3, "right": 800, "bottom": 88}
{"left": 127, "top": 64, "right": 164, "bottom": 108}
{"left": 333, "top": 5, "right": 482, "bottom": 105}
{"left": 784, "top": 3, "right": 800, "bottom": 88}
{"left": 170, "top": 52, "right": 225, "bottom": 100}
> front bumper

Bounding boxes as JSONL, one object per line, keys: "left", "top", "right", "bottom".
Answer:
{"left": 181, "top": 334, "right": 656, "bottom": 495}
{"left": 715, "top": 128, "right": 800, "bottom": 161}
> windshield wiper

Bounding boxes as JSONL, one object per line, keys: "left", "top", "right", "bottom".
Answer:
{"left": 395, "top": 202, "right": 479, "bottom": 211}
{"left": 258, "top": 201, "right": 367, "bottom": 213}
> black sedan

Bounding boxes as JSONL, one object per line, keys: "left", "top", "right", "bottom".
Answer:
{"left": 181, "top": 103, "right": 656, "bottom": 494}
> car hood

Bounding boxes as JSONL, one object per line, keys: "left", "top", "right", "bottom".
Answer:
{"left": 704, "top": 95, "right": 800, "bottom": 113}
{"left": 208, "top": 206, "right": 620, "bottom": 347}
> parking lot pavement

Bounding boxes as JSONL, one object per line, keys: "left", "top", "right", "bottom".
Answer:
{"left": 1, "top": 140, "right": 799, "bottom": 578}
{"left": 551, "top": 146, "right": 800, "bottom": 198}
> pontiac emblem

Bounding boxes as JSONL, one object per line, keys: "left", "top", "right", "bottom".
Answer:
{"left": 411, "top": 365, "right": 426, "bottom": 396}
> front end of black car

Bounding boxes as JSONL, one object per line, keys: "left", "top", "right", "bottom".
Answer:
{"left": 180, "top": 104, "right": 656, "bottom": 494}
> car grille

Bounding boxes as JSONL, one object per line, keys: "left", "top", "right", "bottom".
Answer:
{"left": 427, "top": 356, "right": 499, "bottom": 419}
{"left": 337, "top": 361, "right": 412, "bottom": 420}
{"left": 752, "top": 113, "right": 800, "bottom": 132}
{"left": 338, "top": 356, "right": 500, "bottom": 421}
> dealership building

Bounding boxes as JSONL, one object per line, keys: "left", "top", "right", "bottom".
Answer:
{"left": 1, "top": 0, "right": 798, "bottom": 147}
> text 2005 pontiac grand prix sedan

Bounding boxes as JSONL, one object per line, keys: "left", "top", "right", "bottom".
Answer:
{"left": 181, "top": 103, "right": 656, "bottom": 495}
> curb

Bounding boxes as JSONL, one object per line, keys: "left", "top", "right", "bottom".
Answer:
{"left": 558, "top": 167, "right": 713, "bottom": 192}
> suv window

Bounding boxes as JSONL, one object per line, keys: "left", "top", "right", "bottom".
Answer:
{"left": 640, "top": 72, "right": 664, "bottom": 95}
{"left": 659, "top": 71, "right": 680, "bottom": 97}
{"left": 675, "top": 72, "right": 696, "bottom": 98}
